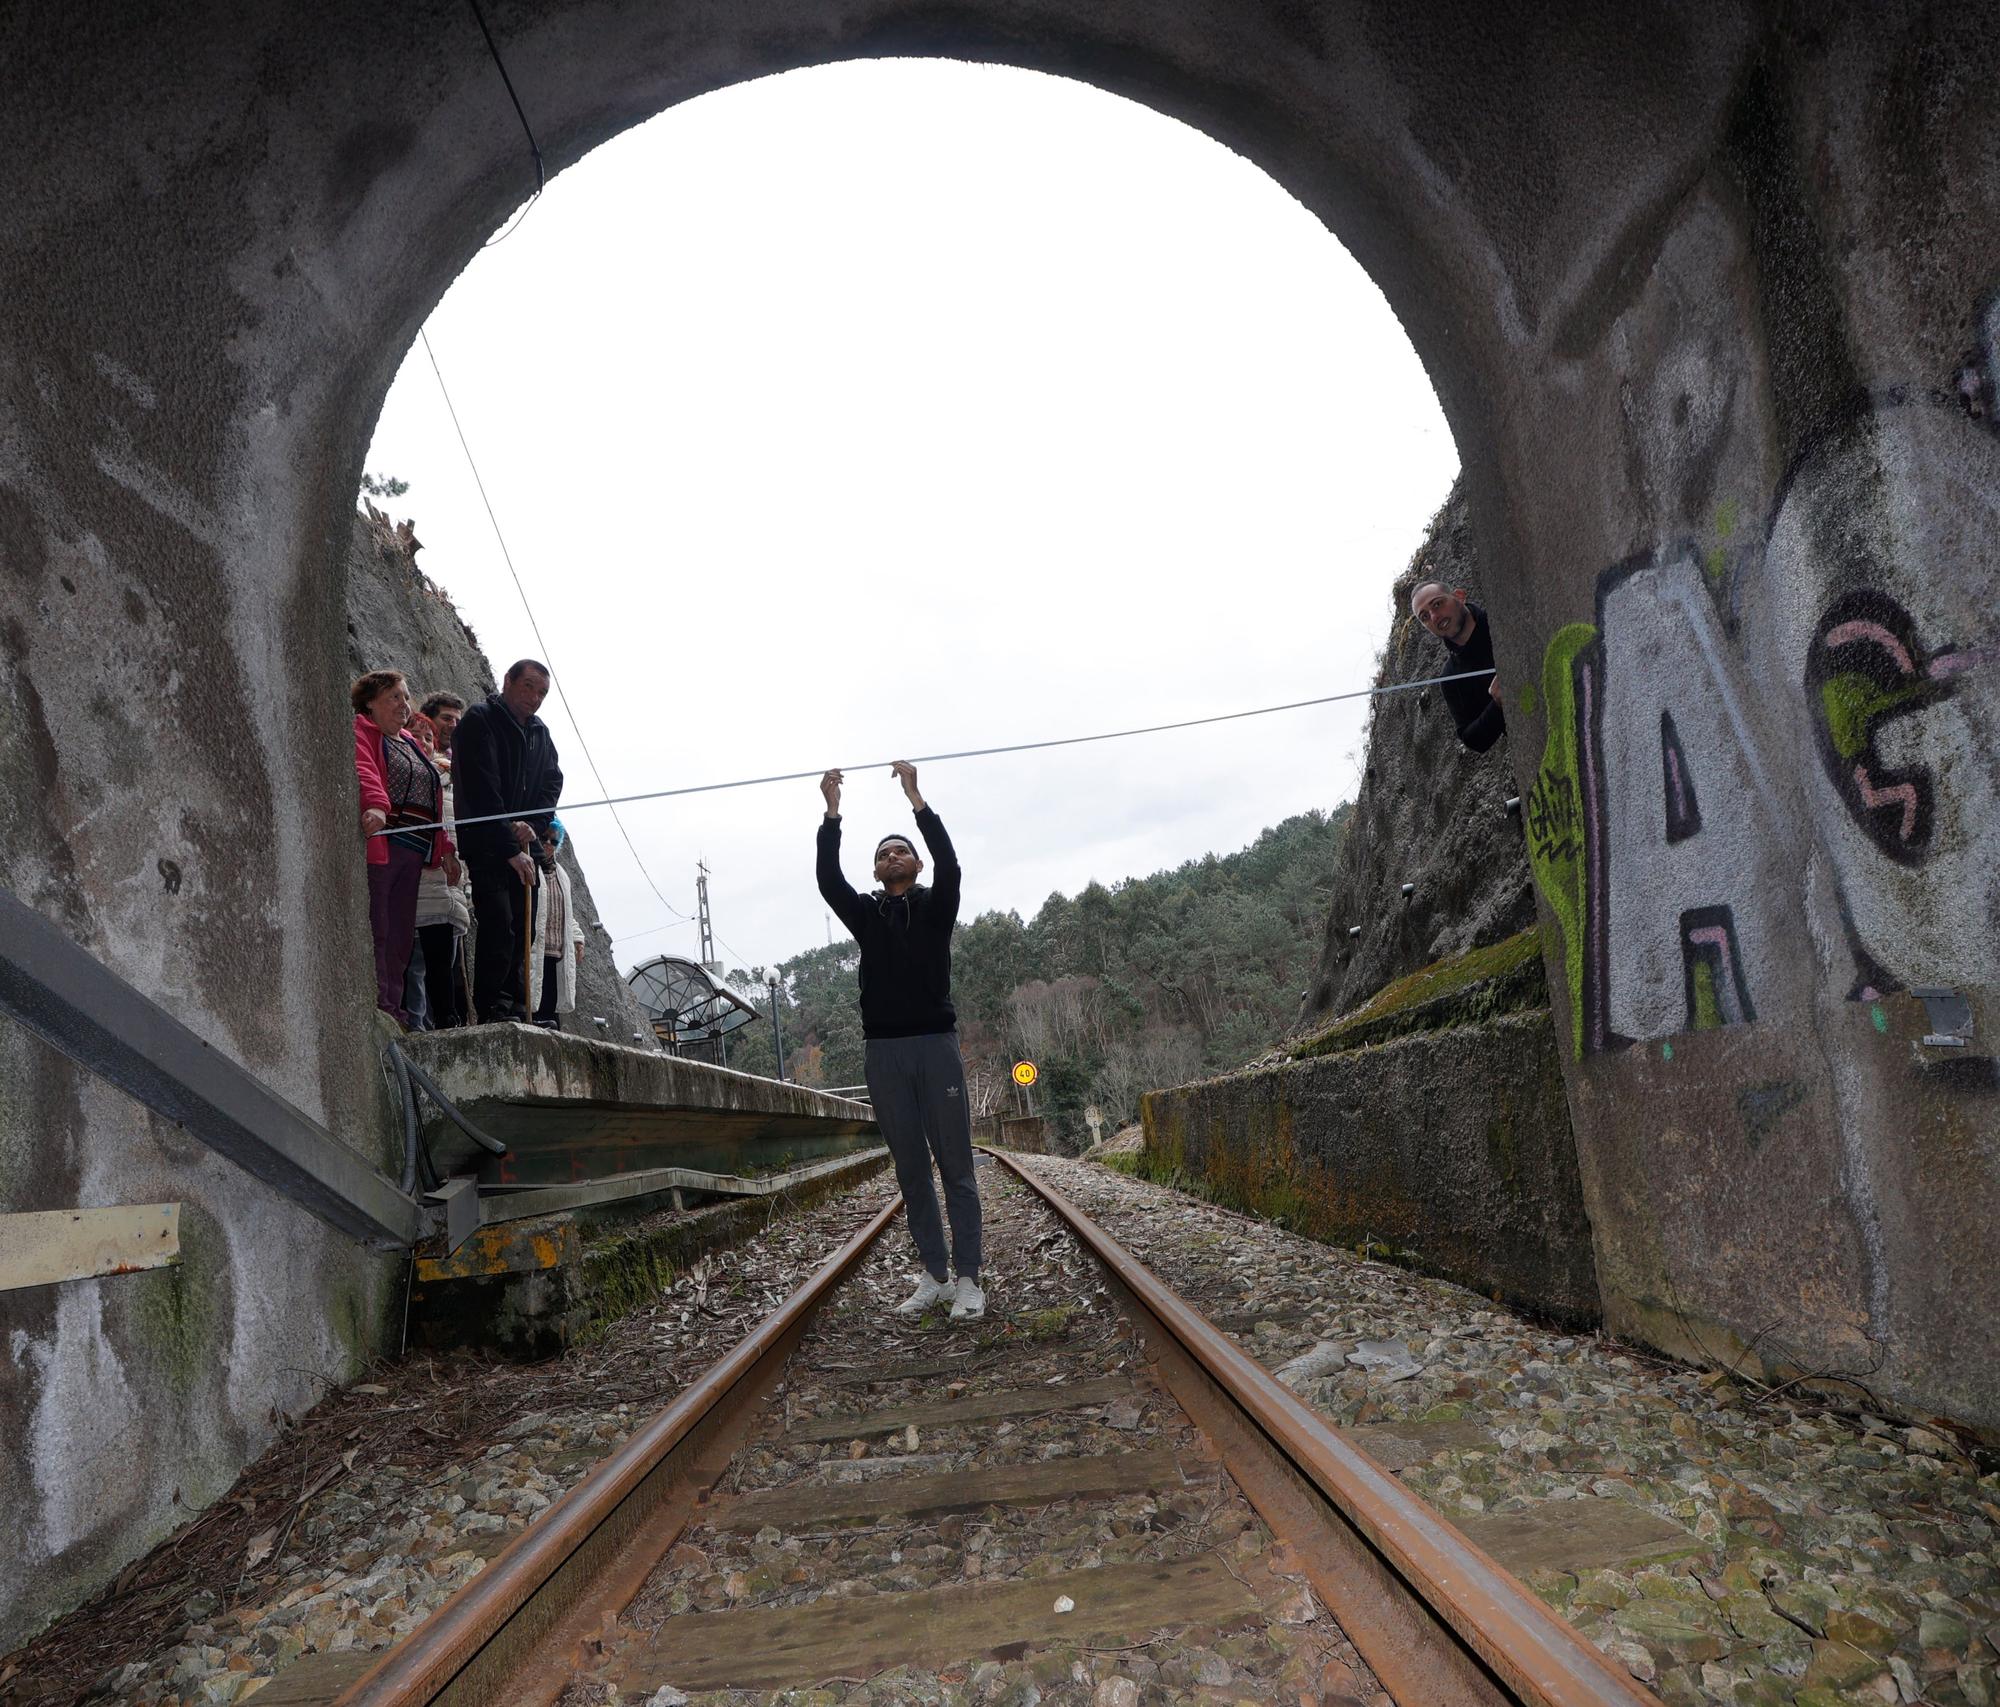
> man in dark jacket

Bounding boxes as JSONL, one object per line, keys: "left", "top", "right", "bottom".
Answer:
{"left": 1412, "top": 582, "right": 1506, "bottom": 752}
{"left": 817, "top": 760, "right": 985, "bottom": 1321}
{"left": 452, "top": 660, "right": 563, "bottom": 1023}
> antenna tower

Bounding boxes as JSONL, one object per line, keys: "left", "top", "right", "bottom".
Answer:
{"left": 696, "top": 860, "right": 720, "bottom": 974}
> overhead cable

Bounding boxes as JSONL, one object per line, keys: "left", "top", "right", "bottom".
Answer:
{"left": 418, "top": 329, "right": 692, "bottom": 923}
{"left": 376, "top": 665, "right": 1495, "bottom": 841}
{"left": 466, "top": 0, "right": 546, "bottom": 246}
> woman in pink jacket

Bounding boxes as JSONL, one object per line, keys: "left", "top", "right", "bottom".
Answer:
{"left": 353, "top": 670, "right": 457, "bottom": 1028}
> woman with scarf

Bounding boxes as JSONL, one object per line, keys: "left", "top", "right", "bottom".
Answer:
{"left": 352, "top": 670, "right": 457, "bottom": 1029}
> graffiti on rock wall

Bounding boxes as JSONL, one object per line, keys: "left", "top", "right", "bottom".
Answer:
{"left": 1594, "top": 550, "right": 1800, "bottom": 1045}
{"left": 1804, "top": 589, "right": 1958, "bottom": 865}
{"left": 1529, "top": 390, "right": 2000, "bottom": 1051}
{"left": 1764, "top": 402, "right": 2000, "bottom": 1002}
{"left": 1523, "top": 625, "right": 1600, "bottom": 1056}
{"left": 1524, "top": 551, "right": 1806, "bottom": 1054}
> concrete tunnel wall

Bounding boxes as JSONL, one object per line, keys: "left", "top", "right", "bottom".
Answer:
{"left": 2, "top": 0, "right": 1998, "bottom": 1644}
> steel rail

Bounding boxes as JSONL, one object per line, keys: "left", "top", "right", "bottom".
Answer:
{"left": 330, "top": 1193, "right": 903, "bottom": 1707}
{"left": 987, "top": 1149, "right": 1655, "bottom": 1707}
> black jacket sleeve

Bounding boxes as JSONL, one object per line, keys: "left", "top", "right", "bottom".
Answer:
{"left": 532, "top": 739, "right": 563, "bottom": 820}
{"left": 451, "top": 710, "right": 511, "bottom": 862}
{"left": 1456, "top": 696, "right": 1506, "bottom": 752}
{"left": 816, "top": 818, "right": 869, "bottom": 938}
{"left": 913, "top": 807, "right": 960, "bottom": 928}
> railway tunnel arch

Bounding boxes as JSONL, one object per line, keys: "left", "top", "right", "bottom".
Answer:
{"left": 5, "top": 0, "right": 2000, "bottom": 1646}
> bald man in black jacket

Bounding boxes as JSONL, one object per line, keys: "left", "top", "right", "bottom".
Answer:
{"left": 1411, "top": 582, "right": 1506, "bottom": 752}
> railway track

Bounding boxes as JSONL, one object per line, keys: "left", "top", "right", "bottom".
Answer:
{"left": 326, "top": 1152, "right": 1654, "bottom": 1706}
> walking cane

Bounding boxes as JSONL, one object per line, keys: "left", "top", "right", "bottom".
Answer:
{"left": 521, "top": 861, "right": 535, "bottom": 1019}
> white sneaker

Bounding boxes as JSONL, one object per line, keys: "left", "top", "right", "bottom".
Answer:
{"left": 897, "top": 1273, "right": 955, "bottom": 1315}
{"left": 949, "top": 1277, "right": 986, "bottom": 1321}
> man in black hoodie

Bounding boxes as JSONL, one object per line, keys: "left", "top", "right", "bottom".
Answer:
{"left": 817, "top": 760, "right": 985, "bottom": 1321}
{"left": 1412, "top": 582, "right": 1506, "bottom": 752}
{"left": 452, "top": 660, "right": 564, "bottom": 1024}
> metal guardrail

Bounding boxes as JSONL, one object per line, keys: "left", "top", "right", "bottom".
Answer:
{"left": 0, "top": 886, "right": 425, "bottom": 1249}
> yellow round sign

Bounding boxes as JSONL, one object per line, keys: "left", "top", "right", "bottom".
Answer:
{"left": 1011, "top": 1060, "right": 1038, "bottom": 1087}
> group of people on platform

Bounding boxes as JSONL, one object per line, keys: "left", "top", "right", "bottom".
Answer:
{"left": 351, "top": 658, "right": 584, "bottom": 1034}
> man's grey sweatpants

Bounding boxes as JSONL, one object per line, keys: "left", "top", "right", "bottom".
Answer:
{"left": 863, "top": 1031, "right": 983, "bottom": 1282}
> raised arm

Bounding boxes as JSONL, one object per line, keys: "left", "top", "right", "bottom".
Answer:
{"left": 894, "top": 761, "right": 960, "bottom": 925}
{"left": 815, "top": 770, "right": 868, "bottom": 937}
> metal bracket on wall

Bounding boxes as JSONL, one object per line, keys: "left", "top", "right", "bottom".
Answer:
{"left": 424, "top": 1177, "right": 481, "bottom": 1255}
{"left": 0, "top": 886, "right": 426, "bottom": 1249}
{"left": 1912, "top": 985, "right": 1973, "bottom": 1049}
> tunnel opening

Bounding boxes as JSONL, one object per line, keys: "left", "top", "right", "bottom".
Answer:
{"left": 359, "top": 55, "right": 1462, "bottom": 974}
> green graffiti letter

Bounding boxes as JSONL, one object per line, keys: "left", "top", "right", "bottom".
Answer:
{"left": 1523, "top": 624, "right": 1598, "bottom": 1056}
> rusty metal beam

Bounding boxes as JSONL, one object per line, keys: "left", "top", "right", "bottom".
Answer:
{"left": 0, "top": 885, "right": 425, "bottom": 1249}
{"left": 472, "top": 1147, "right": 890, "bottom": 1225}
{"left": 0, "top": 1203, "right": 181, "bottom": 1291}
{"left": 987, "top": 1149, "right": 1656, "bottom": 1707}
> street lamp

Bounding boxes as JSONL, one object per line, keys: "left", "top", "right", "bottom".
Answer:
{"left": 765, "top": 971, "right": 787, "bottom": 1082}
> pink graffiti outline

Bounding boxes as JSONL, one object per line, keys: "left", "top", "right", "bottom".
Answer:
{"left": 1686, "top": 924, "right": 1744, "bottom": 1024}
{"left": 1852, "top": 765, "right": 1920, "bottom": 843}
{"left": 1927, "top": 643, "right": 1996, "bottom": 680}
{"left": 1823, "top": 619, "right": 1915, "bottom": 674}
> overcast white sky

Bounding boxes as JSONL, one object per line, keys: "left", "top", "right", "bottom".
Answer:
{"left": 365, "top": 59, "right": 1457, "bottom": 975}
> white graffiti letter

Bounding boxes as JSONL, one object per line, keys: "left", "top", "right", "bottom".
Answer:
{"left": 1596, "top": 549, "right": 1805, "bottom": 1042}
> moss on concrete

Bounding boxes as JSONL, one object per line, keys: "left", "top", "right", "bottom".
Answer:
{"left": 1291, "top": 926, "right": 1547, "bottom": 1059}
{"left": 579, "top": 1237, "right": 678, "bottom": 1337}
{"left": 326, "top": 1258, "right": 401, "bottom": 1374}
{"left": 130, "top": 1204, "right": 224, "bottom": 1399}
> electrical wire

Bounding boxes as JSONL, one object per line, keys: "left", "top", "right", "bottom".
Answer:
{"left": 376, "top": 664, "right": 1494, "bottom": 841}
{"left": 418, "top": 328, "right": 693, "bottom": 924}
{"left": 467, "top": 0, "right": 545, "bottom": 247}
{"left": 611, "top": 919, "right": 693, "bottom": 947}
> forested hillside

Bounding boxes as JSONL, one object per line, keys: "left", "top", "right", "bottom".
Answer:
{"left": 718, "top": 808, "right": 1349, "bottom": 1144}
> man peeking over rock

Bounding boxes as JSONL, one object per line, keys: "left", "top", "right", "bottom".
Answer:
{"left": 1411, "top": 581, "right": 1506, "bottom": 752}
{"left": 816, "top": 761, "right": 985, "bottom": 1323}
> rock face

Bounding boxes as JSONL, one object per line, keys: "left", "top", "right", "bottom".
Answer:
{"left": 1302, "top": 482, "right": 1535, "bottom": 1024}
{"left": 342, "top": 509, "right": 653, "bottom": 1042}
{"left": 1150, "top": 494, "right": 1591, "bottom": 1329}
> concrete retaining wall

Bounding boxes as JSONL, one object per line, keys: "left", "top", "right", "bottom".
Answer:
{"left": 1142, "top": 1008, "right": 1597, "bottom": 1326}
{"left": 403, "top": 1026, "right": 877, "bottom": 1181}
